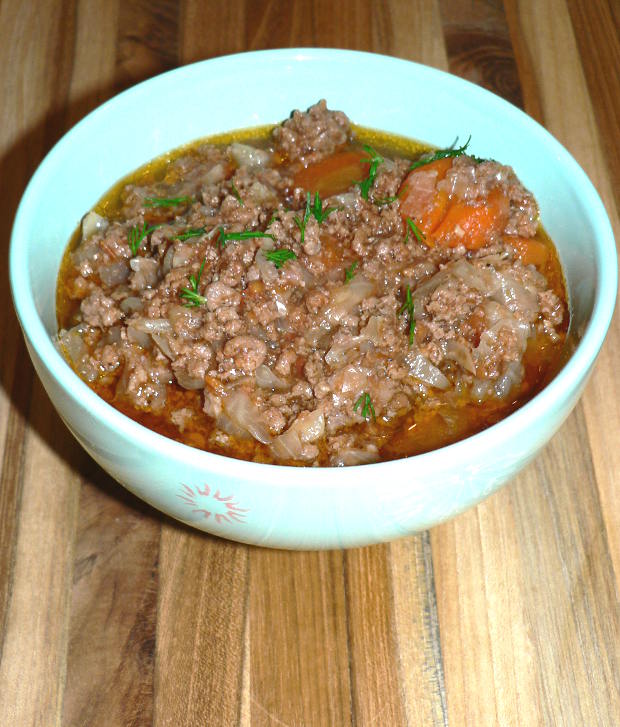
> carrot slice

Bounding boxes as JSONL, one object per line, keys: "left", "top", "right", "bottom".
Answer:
{"left": 398, "top": 158, "right": 455, "bottom": 240}
{"left": 506, "top": 236, "right": 549, "bottom": 268}
{"left": 432, "top": 189, "right": 510, "bottom": 250}
{"left": 293, "top": 150, "right": 367, "bottom": 196}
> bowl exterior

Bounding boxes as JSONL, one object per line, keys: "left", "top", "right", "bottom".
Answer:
{"left": 24, "top": 333, "right": 592, "bottom": 549}
{"left": 10, "top": 49, "right": 617, "bottom": 548}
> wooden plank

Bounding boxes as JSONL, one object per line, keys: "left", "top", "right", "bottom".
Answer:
{"left": 116, "top": 0, "right": 180, "bottom": 90}
{"left": 438, "top": 0, "right": 524, "bottom": 107}
{"left": 566, "top": 0, "right": 620, "bottom": 211}
{"left": 0, "top": 0, "right": 76, "bottom": 640}
{"left": 344, "top": 545, "right": 408, "bottom": 725}
{"left": 61, "top": 473, "right": 161, "bottom": 727}
{"left": 154, "top": 528, "right": 248, "bottom": 727}
{"left": 249, "top": 550, "right": 352, "bottom": 727}
{"left": 0, "top": 1, "right": 80, "bottom": 724}
{"left": 180, "top": 0, "right": 246, "bottom": 63}
{"left": 509, "top": 0, "right": 620, "bottom": 592}
{"left": 432, "top": 489, "right": 543, "bottom": 726}
{"left": 0, "top": 383, "right": 80, "bottom": 726}
{"left": 389, "top": 533, "right": 448, "bottom": 726}
{"left": 510, "top": 406, "right": 620, "bottom": 725}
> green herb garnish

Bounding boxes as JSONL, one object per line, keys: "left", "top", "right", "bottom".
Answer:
{"left": 179, "top": 259, "right": 207, "bottom": 307}
{"left": 354, "top": 392, "right": 376, "bottom": 421}
{"left": 218, "top": 227, "right": 275, "bottom": 249}
{"left": 398, "top": 285, "right": 416, "bottom": 346}
{"left": 173, "top": 227, "right": 206, "bottom": 241}
{"left": 409, "top": 136, "right": 471, "bottom": 170}
{"left": 345, "top": 261, "right": 358, "bottom": 282}
{"left": 357, "top": 145, "right": 384, "bottom": 200}
{"left": 144, "top": 195, "right": 193, "bottom": 208}
{"left": 404, "top": 217, "right": 426, "bottom": 244}
{"left": 128, "top": 222, "right": 160, "bottom": 256}
{"left": 264, "top": 249, "right": 297, "bottom": 269}
{"left": 293, "top": 194, "right": 312, "bottom": 244}
{"left": 309, "top": 191, "right": 337, "bottom": 223}
{"left": 230, "top": 181, "right": 244, "bottom": 206}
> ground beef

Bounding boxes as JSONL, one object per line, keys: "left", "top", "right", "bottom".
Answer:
{"left": 57, "top": 102, "right": 567, "bottom": 466}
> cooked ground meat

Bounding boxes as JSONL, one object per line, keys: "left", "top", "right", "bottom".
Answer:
{"left": 56, "top": 101, "right": 568, "bottom": 466}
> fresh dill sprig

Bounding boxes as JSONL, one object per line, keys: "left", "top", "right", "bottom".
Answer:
{"left": 264, "top": 249, "right": 297, "bottom": 269}
{"left": 354, "top": 392, "right": 376, "bottom": 421}
{"left": 217, "top": 228, "right": 275, "bottom": 249}
{"left": 345, "top": 260, "right": 358, "bottom": 283}
{"left": 398, "top": 284, "right": 416, "bottom": 346}
{"left": 230, "top": 180, "right": 244, "bottom": 206}
{"left": 293, "top": 194, "right": 312, "bottom": 244}
{"left": 173, "top": 227, "right": 206, "bottom": 241}
{"left": 128, "top": 222, "right": 160, "bottom": 256}
{"left": 404, "top": 217, "right": 426, "bottom": 244}
{"left": 144, "top": 195, "right": 193, "bottom": 208}
{"left": 179, "top": 258, "right": 207, "bottom": 307}
{"left": 409, "top": 136, "right": 472, "bottom": 171}
{"left": 294, "top": 191, "right": 338, "bottom": 244}
{"left": 309, "top": 191, "right": 337, "bottom": 223}
{"left": 357, "top": 145, "right": 384, "bottom": 200}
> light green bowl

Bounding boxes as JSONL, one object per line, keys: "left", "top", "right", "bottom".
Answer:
{"left": 10, "top": 49, "right": 617, "bottom": 549}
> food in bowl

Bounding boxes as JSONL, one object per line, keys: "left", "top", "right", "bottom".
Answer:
{"left": 56, "top": 100, "right": 568, "bottom": 467}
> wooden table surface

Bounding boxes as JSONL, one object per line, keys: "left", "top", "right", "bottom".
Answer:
{"left": 1, "top": 1, "right": 619, "bottom": 725}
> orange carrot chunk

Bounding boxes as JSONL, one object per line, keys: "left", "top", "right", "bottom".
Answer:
{"left": 432, "top": 190, "right": 510, "bottom": 250}
{"left": 293, "top": 151, "right": 367, "bottom": 196}
{"left": 506, "top": 236, "right": 549, "bottom": 268}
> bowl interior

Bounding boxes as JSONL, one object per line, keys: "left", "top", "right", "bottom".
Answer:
{"left": 10, "top": 48, "right": 617, "bottom": 463}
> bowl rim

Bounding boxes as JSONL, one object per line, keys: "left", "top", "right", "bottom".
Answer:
{"left": 9, "top": 47, "right": 618, "bottom": 483}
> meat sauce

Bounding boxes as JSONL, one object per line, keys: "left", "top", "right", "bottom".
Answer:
{"left": 56, "top": 101, "right": 568, "bottom": 466}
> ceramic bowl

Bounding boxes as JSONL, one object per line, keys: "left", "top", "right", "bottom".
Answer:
{"left": 10, "top": 49, "right": 617, "bottom": 549}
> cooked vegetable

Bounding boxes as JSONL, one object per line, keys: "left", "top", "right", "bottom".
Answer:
{"left": 57, "top": 101, "right": 567, "bottom": 466}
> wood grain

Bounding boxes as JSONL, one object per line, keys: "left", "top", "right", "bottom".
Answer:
{"left": 0, "top": 1, "right": 619, "bottom": 725}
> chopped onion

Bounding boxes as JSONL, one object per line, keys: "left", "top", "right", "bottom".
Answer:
{"left": 270, "top": 410, "right": 325, "bottom": 461}
{"left": 129, "top": 317, "right": 172, "bottom": 334}
{"left": 129, "top": 256, "right": 159, "bottom": 289}
{"left": 406, "top": 351, "right": 450, "bottom": 389}
{"left": 100, "top": 260, "right": 129, "bottom": 286}
{"left": 230, "top": 143, "right": 271, "bottom": 168}
{"left": 492, "top": 273, "right": 539, "bottom": 320}
{"left": 204, "top": 163, "right": 225, "bottom": 184}
{"left": 222, "top": 390, "right": 272, "bottom": 444}
{"left": 151, "top": 332, "right": 175, "bottom": 359}
{"left": 270, "top": 427, "right": 303, "bottom": 460}
{"left": 331, "top": 446, "right": 379, "bottom": 467}
{"left": 493, "top": 361, "right": 523, "bottom": 398}
{"left": 120, "top": 296, "right": 144, "bottom": 314}
{"left": 323, "top": 276, "right": 375, "bottom": 325}
{"left": 255, "top": 249, "right": 278, "bottom": 285}
{"left": 127, "top": 325, "right": 152, "bottom": 349}
{"left": 331, "top": 192, "right": 359, "bottom": 210}
{"left": 172, "top": 245, "right": 195, "bottom": 268}
{"left": 81, "top": 211, "right": 108, "bottom": 240}
{"left": 58, "top": 326, "right": 86, "bottom": 364}
{"left": 247, "top": 181, "right": 276, "bottom": 205}
{"left": 255, "top": 364, "right": 290, "bottom": 391}
{"left": 445, "top": 339, "right": 476, "bottom": 374}
{"left": 175, "top": 370, "right": 205, "bottom": 390}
